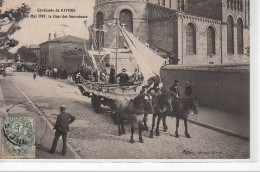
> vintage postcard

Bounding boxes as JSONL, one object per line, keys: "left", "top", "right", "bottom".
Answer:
{"left": 0, "top": 0, "right": 258, "bottom": 171}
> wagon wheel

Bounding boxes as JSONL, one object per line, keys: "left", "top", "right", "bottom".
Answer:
{"left": 92, "top": 95, "right": 101, "bottom": 113}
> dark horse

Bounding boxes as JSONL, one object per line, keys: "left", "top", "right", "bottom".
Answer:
{"left": 149, "top": 91, "right": 199, "bottom": 138}
{"left": 114, "top": 92, "right": 155, "bottom": 143}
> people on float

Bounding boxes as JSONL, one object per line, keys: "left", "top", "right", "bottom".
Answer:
{"left": 104, "top": 63, "right": 111, "bottom": 83}
{"left": 109, "top": 65, "right": 116, "bottom": 84}
{"left": 132, "top": 69, "right": 139, "bottom": 82}
{"left": 116, "top": 68, "right": 129, "bottom": 84}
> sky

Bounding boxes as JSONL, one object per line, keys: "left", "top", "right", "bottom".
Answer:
{"left": 1, "top": 0, "right": 95, "bottom": 53}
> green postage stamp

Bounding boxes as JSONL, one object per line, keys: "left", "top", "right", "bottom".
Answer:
{"left": 0, "top": 117, "right": 35, "bottom": 159}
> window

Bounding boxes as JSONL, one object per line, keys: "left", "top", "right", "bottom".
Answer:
{"left": 186, "top": 23, "right": 196, "bottom": 54}
{"left": 237, "top": 18, "right": 244, "bottom": 54}
{"left": 96, "top": 12, "right": 104, "bottom": 49}
{"left": 119, "top": 9, "right": 133, "bottom": 33}
{"left": 62, "top": 44, "right": 69, "bottom": 53}
{"left": 227, "top": 16, "right": 234, "bottom": 54}
{"left": 207, "top": 26, "right": 216, "bottom": 55}
{"left": 181, "top": 0, "right": 185, "bottom": 11}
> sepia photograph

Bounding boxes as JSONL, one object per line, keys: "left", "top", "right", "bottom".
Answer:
{"left": 0, "top": 0, "right": 258, "bottom": 171}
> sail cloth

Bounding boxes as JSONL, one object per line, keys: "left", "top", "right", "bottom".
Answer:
{"left": 121, "top": 27, "right": 166, "bottom": 82}
{"left": 121, "top": 28, "right": 154, "bottom": 83}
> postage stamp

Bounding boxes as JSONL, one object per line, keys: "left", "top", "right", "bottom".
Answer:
{"left": 1, "top": 117, "right": 35, "bottom": 159}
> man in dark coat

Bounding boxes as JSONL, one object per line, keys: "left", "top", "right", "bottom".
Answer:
{"left": 116, "top": 69, "right": 129, "bottom": 84}
{"left": 33, "top": 72, "right": 36, "bottom": 81}
{"left": 170, "top": 80, "right": 181, "bottom": 99}
{"left": 184, "top": 81, "right": 192, "bottom": 98}
{"left": 50, "top": 105, "right": 75, "bottom": 156}
{"left": 109, "top": 65, "right": 116, "bottom": 84}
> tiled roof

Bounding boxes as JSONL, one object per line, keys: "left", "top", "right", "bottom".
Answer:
{"left": 162, "top": 64, "right": 250, "bottom": 73}
{"left": 40, "top": 35, "right": 88, "bottom": 45}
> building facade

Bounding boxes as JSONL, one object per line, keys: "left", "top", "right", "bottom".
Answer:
{"left": 93, "top": 0, "right": 250, "bottom": 65}
{"left": 39, "top": 34, "right": 90, "bottom": 72}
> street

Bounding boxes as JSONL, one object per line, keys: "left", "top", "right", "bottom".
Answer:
{"left": 0, "top": 68, "right": 250, "bottom": 159}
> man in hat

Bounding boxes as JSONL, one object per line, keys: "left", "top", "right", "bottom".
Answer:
{"left": 50, "top": 105, "right": 75, "bottom": 156}
{"left": 116, "top": 68, "right": 129, "bottom": 84}
{"left": 109, "top": 65, "right": 116, "bottom": 84}
{"left": 185, "top": 81, "right": 192, "bottom": 98}
{"left": 170, "top": 80, "right": 181, "bottom": 99}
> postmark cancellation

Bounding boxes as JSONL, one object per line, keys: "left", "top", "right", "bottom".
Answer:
{"left": 0, "top": 117, "right": 35, "bottom": 159}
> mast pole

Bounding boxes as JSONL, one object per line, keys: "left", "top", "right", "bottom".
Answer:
{"left": 98, "top": 27, "right": 101, "bottom": 82}
{"left": 115, "top": 19, "right": 118, "bottom": 84}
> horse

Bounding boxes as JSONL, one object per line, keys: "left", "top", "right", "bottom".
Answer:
{"left": 147, "top": 88, "right": 174, "bottom": 138}
{"left": 113, "top": 92, "right": 155, "bottom": 143}
{"left": 149, "top": 93, "right": 199, "bottom": 138}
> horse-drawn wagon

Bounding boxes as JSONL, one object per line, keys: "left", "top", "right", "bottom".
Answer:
{"left": 78, "top": 79, "right": 143, "bottom": 114}
{"left": 77, "top": 22, "right": 166, "bottom": 115}
{"left": 76, "top": 23, "right": 186, "bottom": 143}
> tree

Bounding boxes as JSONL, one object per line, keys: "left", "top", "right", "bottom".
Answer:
{"left": 0, "top": 0, "right": 30, "bottom": 50}
{"left": 17, "top": 46, "right": 37, "bottom": 63}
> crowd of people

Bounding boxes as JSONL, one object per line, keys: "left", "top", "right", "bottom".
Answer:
{"left": 15, "top": 63, "right": 194, "bottom": 97}
{"left": 16, "top": 63, "right": 36, "bottom": 72}
{"left": 18, "top": 63, "right": 143, "bottom": 85}
{"left": 75, "top": 63, "right": 143, "bottom": 85}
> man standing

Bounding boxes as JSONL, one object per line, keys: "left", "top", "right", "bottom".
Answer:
{"left": 33, "top": 72, "right": 36, "bottom": 81}
{"left": 170, "top": 80, "right": 181, "bottom": 99}
{"left": 109, "top": 65, "right": 116, "bottom": 84}
{"left": 50, "top": 105, "right": 75, "bottom": 156}
{"left": 116, "top": 69, "right": 129, "bottom": 84}
{"left": 184, "top": 81, "right": 192, "bottom": 98}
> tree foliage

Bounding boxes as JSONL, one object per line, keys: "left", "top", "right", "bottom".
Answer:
{"left": 17, "top": 46, "right": 38, "bottom": 63}
{"left": 0, "top": 0, "right": 30, "bottom": 49}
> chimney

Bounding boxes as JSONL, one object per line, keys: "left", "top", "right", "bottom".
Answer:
{"left": 54, "top": 32, "right": 57, "bottom": 39}
{"left": 48, "top": 33, "right": 51, "bottom": 40}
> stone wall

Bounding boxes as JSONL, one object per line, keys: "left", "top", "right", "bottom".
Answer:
{"left": 189, "top": 0, "right": 222, "bottom": 20}
{"left": 48, "top": 43, "right": 62, "bottom": 68}
{"left": 160, "top": 64, "right": 250, "bottom": 116}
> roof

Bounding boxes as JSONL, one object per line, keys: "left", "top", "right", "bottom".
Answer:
{"left": 40, "top": 35, "right": 88, "bottom": 45}
{"left": 162, "top": 64, "right": 250, "bottom": 73}
{"left": 26, "top": 45, "right": 40, "bottom": 49}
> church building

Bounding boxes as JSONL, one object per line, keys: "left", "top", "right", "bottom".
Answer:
{"left": 93, "top": 0, "right": 250, "bottom": 65}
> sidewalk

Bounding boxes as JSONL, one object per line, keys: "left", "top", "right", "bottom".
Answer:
{"left": 4, "top": 72, "right": 80, "bottom": 159}
{"left": 44, "top": 74, "right": 250, "bottom": 140}
{"left": 188, "top": 106, "right": 249, "bottom": 139}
